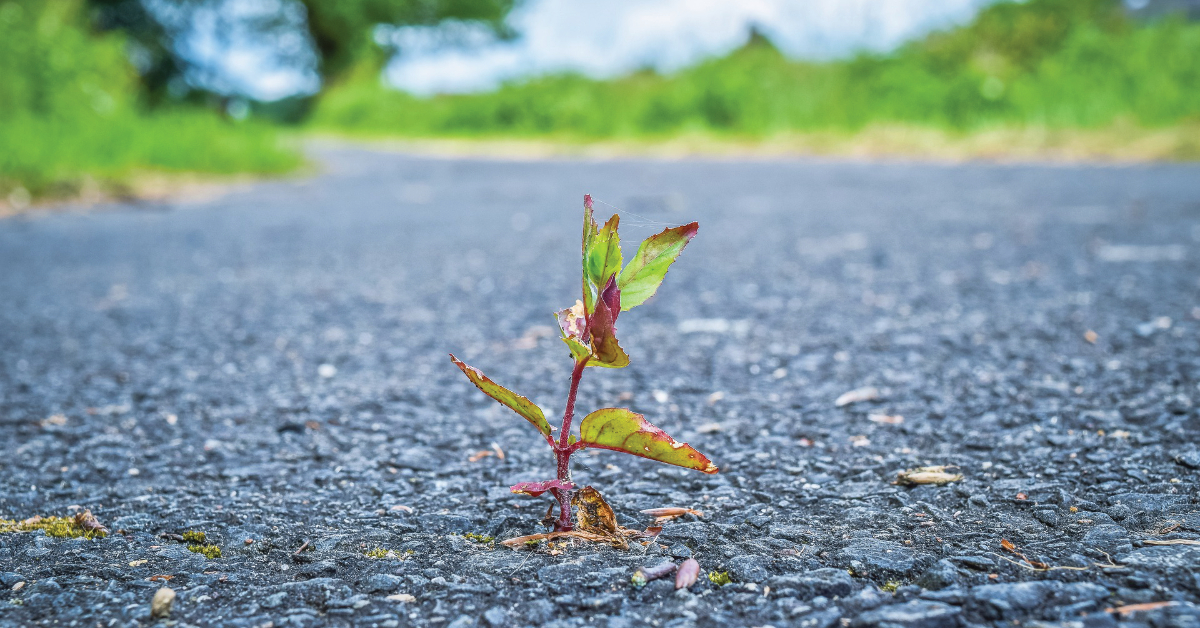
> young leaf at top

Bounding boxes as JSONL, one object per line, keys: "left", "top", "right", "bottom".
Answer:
{"left": 578, "top": 408, "right": 718, "bottom": 473}
{"left": 618, "top": 222, "right": 699, "bottom": 311}
{"left": 450, "top": 355, "right": 554, "bottom": 439}
{"left": 586, "top": 214, "right": 622, "bottom": 288}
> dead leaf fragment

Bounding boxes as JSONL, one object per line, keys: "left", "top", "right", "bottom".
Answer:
{"left": 386, "top": 593, "right": 417, "bottom": 603}
{"left": 1106, "top": 601, "right": 1178, "bottom": 616}
{"left": 74, "top": 510, "right": 109, "bottom": 537}
{"left": 835, "top": 386, "right": 879, "bottom": 407}
{"left": 147, "top": 575, "right": 174, "bottom": 582}
{"left": 468, "top": 450, "right": 494, "bottom": 462}
{"left": 675, "top": 558, "right": 700, "bottom": 589}
{"left": 129, "top": 560, "right": 148, "bottom": 567}
{"left": 640, "top": 507, "right": 703, "bottom": 523}
{"left": 893, "top": 466, "right": 962, "bottom": 486}
{"left": 868, "top": 414, "right": 904, "bottom": 425}
{"left": 1084, "top": 330, "right": 1098, "bottom": 344}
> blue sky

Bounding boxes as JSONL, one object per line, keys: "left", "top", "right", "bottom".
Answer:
{"left": 182, "top": 0, "right": 1002, "bottom": 100}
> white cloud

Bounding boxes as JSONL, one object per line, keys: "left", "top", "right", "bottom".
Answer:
{"left": 384, "top": 0, "right": 1002, "bottom": 95}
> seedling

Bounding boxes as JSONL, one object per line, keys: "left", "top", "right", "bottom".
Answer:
{"left": 451, "top": 195, "right": 718, "bottom": 532}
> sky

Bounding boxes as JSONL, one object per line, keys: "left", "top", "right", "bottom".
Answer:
{"left": 382, "top": 0, "right": 1001, "bottom": 96}
{"left": 180, "top": 0, "right": 1003, "bottom": 100}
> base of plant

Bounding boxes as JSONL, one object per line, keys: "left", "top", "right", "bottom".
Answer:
{"left": 500, "top": 485, "right": 660, "bottom": 550}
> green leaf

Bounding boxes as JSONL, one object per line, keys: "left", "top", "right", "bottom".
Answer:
{"left": 578, "top": 408, "right": 718, "bottom": 473}
{"left": 617, "top": 222, "right": 699, "bottom": 311}
{"left": 449, "top": 354, "right": 554, "bottom": 438}
{"left": 586, "top": 214, "right": 622, "bottom": 288}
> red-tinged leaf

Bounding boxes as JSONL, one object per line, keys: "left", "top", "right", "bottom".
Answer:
{"left": 676, "top": 558, "right": 700, "bottom": 589}
{"left": 450, "top": 355, "right": 553, "bottom": 439}
{"left": 578, "top": 408, "right": 718, "bottom": 473}
{"left": 618, "top": 222, "right": 698, "bottom": 311}
{"left": 510, "top": 480, "right": 575, "bottom": 497}
{"left": 587, "top": 276, "right": 627, "bottom": 368}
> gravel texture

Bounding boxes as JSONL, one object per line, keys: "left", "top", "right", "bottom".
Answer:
{"left": 1, "top": 146, "right": 1199, "bottom": 627}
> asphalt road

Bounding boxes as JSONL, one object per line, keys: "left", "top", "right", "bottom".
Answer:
{"left": 1, "top": 146, "right": 1199, "bottom": 627}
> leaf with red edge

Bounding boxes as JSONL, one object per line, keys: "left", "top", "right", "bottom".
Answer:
{"left": 578, "top": 408, "right": 718, "bottom": 473}
{"left": 450, "top": 355, "right": 553, "bottom": 439}
{"left": 510, "top": 479, "right": 575, "bottom": 497}
{"left": 618, "top": 222, "right": 698, "bottom": 311}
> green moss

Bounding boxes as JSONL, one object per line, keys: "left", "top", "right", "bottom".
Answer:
{"left": 707, "top": 571, "right": 732, "bottom": 586}
{"left": 364, "top": 547, "right": 412, "bottom": 559}
{"left": 462, "top": 533, "right": 494, "bottom": 544}
{"left": 186, "top": 544, "right": 222, "bottom": 559}
{"left": 0, "top": 515, "right": 107, "bottom": 540}
{"left": 181, "top": 530, "right": 207, "bottom": 543}
{"left": 882, "top": 580, "right": 902, "bottom": 593}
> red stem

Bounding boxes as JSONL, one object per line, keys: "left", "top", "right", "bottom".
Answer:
{"left": 552, "top": 358, "right": 588, "bottom": 531}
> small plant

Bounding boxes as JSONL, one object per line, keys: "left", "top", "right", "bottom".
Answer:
{"left": 451, "top": 195, "right": 718, "bottom": 532}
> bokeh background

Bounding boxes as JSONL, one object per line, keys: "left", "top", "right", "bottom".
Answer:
{"left": 2, "top": 0, "right": 1199, "bottom": 207}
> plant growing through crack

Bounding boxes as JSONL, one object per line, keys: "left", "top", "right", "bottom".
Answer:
{"left": 450, "top": 195, "right": 718, "bottom": 533}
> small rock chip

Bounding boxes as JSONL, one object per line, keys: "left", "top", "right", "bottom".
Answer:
{"left": 129, "top": 560, "right": 148, "bottom": 567}
{"left": 386, "top": 593, "right": 417, "bottom": 603}
{"left": 151, "top": 587, "right": 176, "bottom": 618}
{"left": 894, "top": 466, "right": 962, "bottom": 486}
{"left": 11, "top": 582, "right": 25, "bottom": 592}
{"left": 835, "top": 386, "right": 879, "bottom": 407}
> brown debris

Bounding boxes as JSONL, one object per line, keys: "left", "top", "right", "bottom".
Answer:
{"left": 74, "top": 510, "right": 109, "bottom": 537}
{"left": 675, "top": 558, "right": 700, "bottom": 589}
{"left": 1143, "top": 539, "right": 1200, "bottom": 546}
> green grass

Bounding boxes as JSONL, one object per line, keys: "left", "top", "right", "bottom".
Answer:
{"left": 310, "top": 0, "right": 1200, "bottom": 159}
{"left": 0, "top": 112, "right": 300, "bottom": 201}
{"left": 0, "top": 0, "right": 300, "bottom": 205}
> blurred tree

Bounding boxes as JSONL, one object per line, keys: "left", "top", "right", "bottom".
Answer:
{"left": 297, "top": 0, "right": 515, "bottom": 84}
{"left": 83, "top": 0, "right": 516, "bottom": 102}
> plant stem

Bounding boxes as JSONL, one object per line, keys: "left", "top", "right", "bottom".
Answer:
{"left": 552, "top": 358, "right": 588, "bottom": 531}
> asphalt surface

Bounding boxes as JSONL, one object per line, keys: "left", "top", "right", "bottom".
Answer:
{"left": 1, "top": 146, "right": 1199, "bottom": 628}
